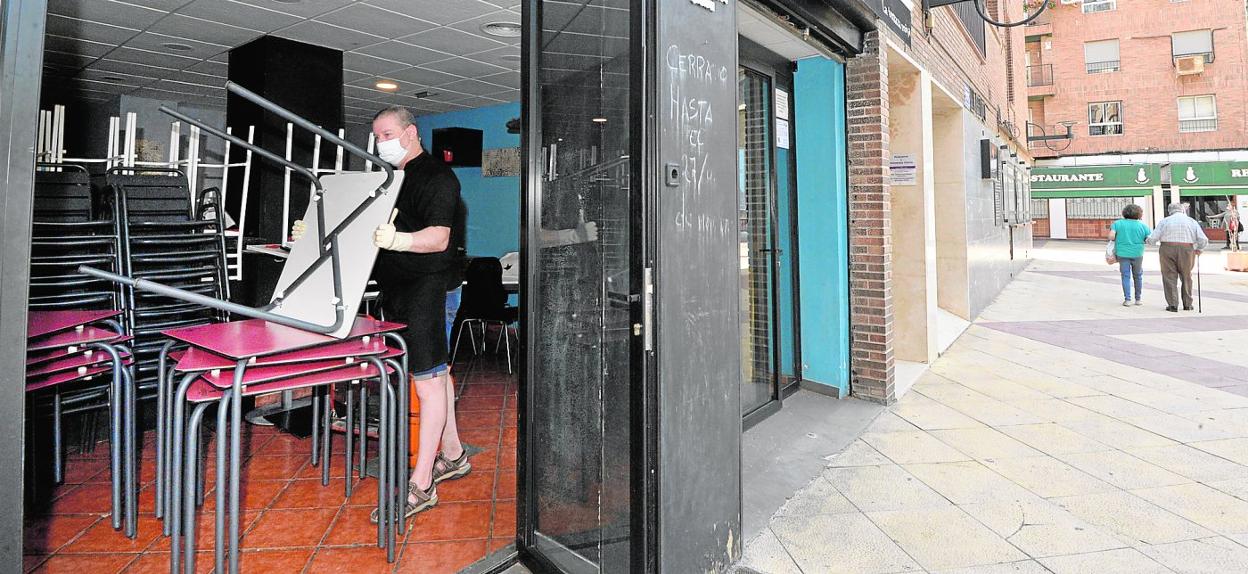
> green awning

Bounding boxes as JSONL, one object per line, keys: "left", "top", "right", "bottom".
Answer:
{"left": 1177, "top": 186, "right": 1248, "bottom": 197}
{"left": 1033, "top": 188, "right": 1154, "bottom": 199}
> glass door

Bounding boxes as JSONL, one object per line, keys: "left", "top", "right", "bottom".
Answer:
{"left": 738, "top": 66, "right": 780, "bottom": 419}
{"left": 521, "top": 0, "right": 642, "bottom": 571}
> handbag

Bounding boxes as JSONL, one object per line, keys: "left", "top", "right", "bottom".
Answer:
{"left": 1105, "top": 240, "right": 1117, "bottom": 265}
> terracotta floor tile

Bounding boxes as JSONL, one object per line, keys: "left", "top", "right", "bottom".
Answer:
{"left": 59, "top": 516, "right": 162, "bottom": 553}
{"left": 239, "top": 455, "right": 308, "bottom": 482}
{"left": 437, "top": 471, "right": 495, "bottom": 503}
{"left": 488, "top": 537, "right": 514, "bottom": 554}
{"left": 406, "top": 502, "right": 491, "bottom": 542}
{"left": 61, "top": 458, "right": 108, "bottom": 484}
{"left": 502, "top": 409, "right": 518, "bottom": 428}
{"left": 306, "top": 546, "right": 398, "bottom": 573}
{"left": 461, "top": 384, "right": 511, "bottom": 398}
{"left": 271, "top": 478, "right": 352, "bottom": 509}
{"left": 495, "top": 470, "right": 517, "bottom": 500}
{"left": 22, "top": 514, "right": 100, "bottom": 554}
{"left": 466, "top": 448, "right": 499, "bottom": 472}
{"left": 395, "top": 539, "right": 488, "bottom": 574}
{"left": 242, "top": 507, "right": 337, "bottom": 548}
{"left": 322, "top": 504, "right": 403, "bottom": 547}
{"left": 23, "top": 555, "right": 47, "bottom": 573}
{"left": 118, "top": 552, "right": 168, "bottom": 574}
{"left": 237, "top": 548, "right": 314, "bottom": 572}
{"left": 146, "top": 510, "right": 261, "bottom": 552}
{"left": 455, "top": 410, "right": 503, "bottom": 430}
{"left": 294, "top": 455, "right": 350, "bottom": 480}
{"left": 457, "top": 396, "right": 505, "bottom": 412}
{"left": 491, "top": 500, "right": 516, "bottom": 539}
{"left": 497, "top": 447, "right": 516, "bottom": 470}
{"left": 252, "top": 433, "right": 314, "bottom": 457}
{"left": 458, "top": 429, "right": 501, "bottom": 450}
{"left": 501, "top": 428, "right": 516, "bottom": 447}
{"left": 49, "top": 483, "right": 115, "bottom": 514}
{"left": 239, "top": 479, "right": 289, "bottom": 510}
{"left": 29, "top": 553, "right": 136, "bottom": 574}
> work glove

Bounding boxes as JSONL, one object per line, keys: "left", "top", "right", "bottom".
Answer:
{"left": 374, "top": 223, "right": 414, "bottom": 252}
{"left": 573, "top": 221, "right": 599, "bottom": 243}
{"left": 290, "top": 219, "right": 306, "bottom": 241}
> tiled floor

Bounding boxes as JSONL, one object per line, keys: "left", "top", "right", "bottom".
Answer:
{"left": 24, "top": 365, "right": 517, "bottom": 574}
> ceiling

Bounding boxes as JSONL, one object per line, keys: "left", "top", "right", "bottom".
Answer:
{"left": 41, "top": 0, "right": 522, "bottom": 122}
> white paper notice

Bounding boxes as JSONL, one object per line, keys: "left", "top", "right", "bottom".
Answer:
{"left": 890, "top": 153, "right": 917, "bottom": 185}
{"left": 776, "top": 119, "right": 790, "bottom": 149}
{"left": 775, "top": 89, "right": 789, "bottom": 120}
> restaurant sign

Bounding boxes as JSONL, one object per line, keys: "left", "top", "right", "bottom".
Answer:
{"left": 1030, "top": 164, "right": 1160, "bottom": 198}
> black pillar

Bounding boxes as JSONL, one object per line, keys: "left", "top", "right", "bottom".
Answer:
{"left": 227, "top": 36, "right": 342, "bottom": 304}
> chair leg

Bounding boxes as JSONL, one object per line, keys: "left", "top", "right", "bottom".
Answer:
{"left": 214, "top": 392, "right": 231, "bottom": 574}
{"left": 504, "top": 325, "right": 514, "bottom": 375}
{"left": 52, "top": 391, "right": 63, "bottom": 485}
{"left": 358, "top": 385, "right": 368, "bottom": 483}
{"left": 321, "top": 385, "right": 332, "bottom": 486}
{"left": 345, "top": 383, "right": 354, "bottom": 497}
{"left": 310, "top": 388, "right": 320, "bottom": 466}
{"left": 450, "top": 321, "right": 469, "bottom": 365}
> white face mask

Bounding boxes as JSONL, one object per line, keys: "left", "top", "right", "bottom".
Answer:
{"left": 376, "top": 137, "right": 408, "bottom": 167}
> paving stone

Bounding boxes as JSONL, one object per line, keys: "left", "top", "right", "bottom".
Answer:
{"left": 737, "top": 528, "right": 803, "bottom": 574}
{"left": 980, "top": 456, "right": 1117, "bottom": 498}
{"left": 960, "top": 495, "right": 1126, "bottom": 558}
{"left": 892, "top": 395, "right": 986, "bottom": 431}
{"left": 823, "top": 465, "right": 951, "bottom": 513}
{"left": 1138, "top": 537, "right": 1248, "bottom": 574}
{"left": 1056, "top": 450, "right": 1191, "bottom": 490}
{"left": 865, "top": 412, "right": 923, "bottom": 433}
{"left": 769, "top": 512, "right": 922, "bottom": 574}
{"left": 1039, "top": 548, "right": 1174, "bottom": 574}
{"left": 825, "top": 439, "right": 892, "bottom": 468}
{"left": 1188, "top": 438, "right": 1248, "bottom": 466}
{"left": 866, "top": 507, "right": 1027, "bottom": 571}
{"left": 930, "top": 427, "right": 1046, "bottom": 460}
{"left": 860, "top": 431, "right": 972, "bottom": 465}
{"left": 1121, "top": 413, "right": 1241, "bottom": 443}
{"left": 776, "top": 476, "right": 858, "bottom": 517}
{"left": 1053, "top": 491, "right": 1214, "bottom": 546}
{"left": 1058, "top": 415, "right": 1179, "bottom": 450}
{"left": 1131, "top": 484, "right": 1248, "bottom": 535}
{"left": 996, "top": 423, "right": 1112, "bottom": 455}
{"left": 1126, "top": 445, "right": 1248, "bottom": 483}
{"left": 937, "top": 399, "right": 1050, "bottom": 427}
{"left": 1001, "top": 399, "right": 1101, "bottom": 422}
{"left": 1067, "top": 395, "right": 1169, "bottom": 420}
{"left": 903, "top": 461, "right": 1035, "bottom": 505}
{"left": 931, "top": 561, "right": 1053, "bottom": 574}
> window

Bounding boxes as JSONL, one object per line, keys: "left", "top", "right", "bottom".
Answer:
{"left": 1088, "top": 101, "right": 1123, "bottom": 136}
{"left": 951, "top": 2, "right": 987, "bottom": 54}
{"left": 1172, "top": 29, "right": 1214, "bottom": 63}
{"left": 1084, "top": 39, "right": 1120, "bottom": 73}
{"left": 1178, "top": 95, "right": 1217, "bottom": 132}
{"left": 1082, "top": 0, "right": 1115, "bottom": 13}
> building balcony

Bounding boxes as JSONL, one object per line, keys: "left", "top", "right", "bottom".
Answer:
{"left": 1024, "top": 21, "right": 1053, "bottom": 38}
{"left": 1027, "top": 64, "right": 1055, "bottom": 97}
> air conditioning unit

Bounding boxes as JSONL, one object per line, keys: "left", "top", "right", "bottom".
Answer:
{"left": 1176, "top": 55, "right": 1205, "bottom": 75}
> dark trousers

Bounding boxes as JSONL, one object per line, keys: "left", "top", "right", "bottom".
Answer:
{"left": 1159, "top": 243, "right": 1195, "bottom": 309}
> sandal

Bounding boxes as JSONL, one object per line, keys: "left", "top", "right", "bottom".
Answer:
{"left": 369, "top": 482, "right": 437, "bottom": 524}
{"left": 432, "top": 450, "right": 472, "bottom": 483}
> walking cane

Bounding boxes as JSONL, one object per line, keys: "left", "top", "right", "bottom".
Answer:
{"left": 1196, "top": 251, "right": 1203, "bottom": 313}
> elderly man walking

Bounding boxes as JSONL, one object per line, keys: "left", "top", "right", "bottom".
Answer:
{"left": 1147, "top": 203, "right": 1209, "bottom": 312}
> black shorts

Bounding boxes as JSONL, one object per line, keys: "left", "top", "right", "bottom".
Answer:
{"left": 379, "top": 272, "right": 450, "bottom": 374}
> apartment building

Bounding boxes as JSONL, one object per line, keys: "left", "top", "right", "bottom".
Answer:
{"left": 1025, "top": 0, "right": 1248, "bottom": 240}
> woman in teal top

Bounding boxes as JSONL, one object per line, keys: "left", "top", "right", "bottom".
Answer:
{"left": 1109, "top": 204, "right": 1152, "bottom": 306}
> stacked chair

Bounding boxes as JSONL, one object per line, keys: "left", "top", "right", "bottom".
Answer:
{"left": 99, "top": 166, "right": 232, "bottom": 397}
{"left": 73, "top": 82, "right": 412, "bottom": 574}
{"left": 24, "top": 310, "right": 137, "bottom": 537}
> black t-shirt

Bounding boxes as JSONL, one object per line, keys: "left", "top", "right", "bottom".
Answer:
{"left": 374, "top": 151, "right": 467, "bottom": 286}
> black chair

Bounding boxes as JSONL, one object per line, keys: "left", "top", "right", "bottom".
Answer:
{"left": 451, "top": 257, "right": 518, "bottom": 374}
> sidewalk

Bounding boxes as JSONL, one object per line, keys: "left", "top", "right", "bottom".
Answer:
{"left": 737, "top": 240, "right": 1248, "bottom": 574}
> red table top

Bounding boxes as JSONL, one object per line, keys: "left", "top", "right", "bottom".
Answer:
{"left": 161, "top": 316, "right": 404, "bottom": 360}
{"left": 27, "top": 335, "right": 133, "bottom": 367}
{"left": 26, "top": 360, "right": 133, "bottom": 393}
{"left": 26, "top": 349, "right": 132, "bottom": 378}
{"left": 198, "top": 346, "right": 401, "bottom": 388}
{"left": 186, "top": 360, "right": 397, "bottom": 402}
{"left": 27, "top": 326, "right": 126, "bottom": 353}
{"left": 27, "top": 310, "right": 122, "bottom": 339}
{"left": 172, "top": 336, "right": 391, "bottom": 372}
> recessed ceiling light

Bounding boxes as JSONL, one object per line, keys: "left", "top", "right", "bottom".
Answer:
{"left": 592, "top": 117, "right": 608, "bottom": 123}
{"left": 480, "top": 22, "right": 521, "bottom": 38}
{"left": 413, "top": 91, "right": 439, "bottom": 99}
{"left": 161, "top": 42, "right": 194, "bottom": 52}
{"left": 375, "top": 80, "right": 399, "bottom": 91}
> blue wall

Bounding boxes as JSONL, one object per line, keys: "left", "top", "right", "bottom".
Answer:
{"left": 416, "top": 102, "right": 521, "bottom": 259}
{"left": 793, "top": 57, "right": 850, "bottom": 396}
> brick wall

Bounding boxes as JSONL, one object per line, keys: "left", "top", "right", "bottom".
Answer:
{"left": 845, "top": 3, "right": 1027, "bottom": 403}
{"left": 1066, "top": 218, "right": 1115, "bottom": 239}
{"left": 847, "top": 32, "right": 895, "bottom": 404}
{"left": 1026, "top": 0, "right": 1248, "bottom": 156}
{"left": 1034, "top": 217, "right": 1050, "bottom": 237}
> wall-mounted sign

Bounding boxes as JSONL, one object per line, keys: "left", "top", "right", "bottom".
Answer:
{"left": 890, "top": 153, "right": 917, "bottom": 185}
{"left": 776, "top": 119, "right": 790, "bottom": 149}
{"left": 1171, "top": 161, "right": 1248, "bottom": 197}
{"left": 1030, "top": 164, "right": 1160, "bottom": 198}
{"left": 775, "top": 88, "right": 789, "bottom": 121}
{"left": 867, "top": 0, "right": 912, "bottom": 46}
